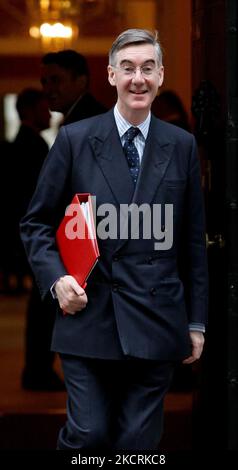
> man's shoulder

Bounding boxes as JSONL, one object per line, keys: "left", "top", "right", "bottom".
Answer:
{"left": 153, "top": 116, "right": 194, "bottom": 143}
{"left": 81, "top": 92, "right": 107, "bottom": 113}
{"left": 65, "top": 93, "right": 107, "bottom": 124}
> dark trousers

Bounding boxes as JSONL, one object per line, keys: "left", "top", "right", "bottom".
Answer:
{"left": 58, "top": 355, "right": 174, "bottom": 451}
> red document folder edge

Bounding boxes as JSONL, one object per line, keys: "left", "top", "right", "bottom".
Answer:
{"left": 56, "top": 193, "right": 100, "bottom": 290}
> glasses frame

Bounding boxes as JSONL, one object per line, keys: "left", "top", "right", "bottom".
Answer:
{"left": 113, "top": 63, "right": 159, "bottom": 78}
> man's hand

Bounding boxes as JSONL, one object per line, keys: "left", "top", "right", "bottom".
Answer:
{"left": 183, "top": 331, "right": 205, "bottom": 364}
{"left": 55, "top": 275, "right": 88, "bottom": 315}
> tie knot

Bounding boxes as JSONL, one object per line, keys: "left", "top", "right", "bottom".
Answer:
{"left": 124, "top": 126, "right": 140, "bottom": 143}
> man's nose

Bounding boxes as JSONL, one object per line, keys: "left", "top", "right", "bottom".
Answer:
{"left": 131, "top": 68, "right": 145, "bottom": 83}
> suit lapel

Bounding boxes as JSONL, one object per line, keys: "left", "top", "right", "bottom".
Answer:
{"left": 133, "top": 116, "right": 176, "bottom": 206}
{"left": 89, "top": 110, "right": 135, "bottom": 206}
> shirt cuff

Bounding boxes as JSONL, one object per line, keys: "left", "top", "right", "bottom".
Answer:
{"left": 189, "top": 322, "right": 205, "bottom": 333}
{"left": 50, "top": 279, "right": 60, "bottom": 299}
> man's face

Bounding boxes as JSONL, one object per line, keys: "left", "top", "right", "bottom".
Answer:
{"left": 40, "top": 63, "right": 86, "bottom": 114}
{"left": 108, "top": 44, "right": 164, "bottom": 123}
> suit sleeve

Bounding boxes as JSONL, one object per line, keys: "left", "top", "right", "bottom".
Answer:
{"left": 183, "top": 135, "right": 209, "bottom": 326}
{"left": 20, "top": 126, "right": 72, "bottom": 299}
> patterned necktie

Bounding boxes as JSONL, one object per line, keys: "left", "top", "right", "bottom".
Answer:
{"left": 123, "top": 127, "right": 140, "bottom": 184}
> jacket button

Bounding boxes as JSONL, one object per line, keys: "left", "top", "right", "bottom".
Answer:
{"left": 112, "top": 283, "right": 119, "bottom": 292}
{"left": 147, "top": 256, "right": 153, "bottom": 264}
{"left": 113, "top": 255, "right": 119, "bottom": 262}
{"left": 150, "top": 287, "right": 157, "bottom": 296}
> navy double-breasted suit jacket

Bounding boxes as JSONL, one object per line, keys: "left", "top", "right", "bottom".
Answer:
{"left": 20, "top": 109, "right": 208, "bottom": 361}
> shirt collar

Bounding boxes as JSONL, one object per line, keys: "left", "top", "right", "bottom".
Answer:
{"left": 114, "top": 104, "right": 151, "bottom": 140}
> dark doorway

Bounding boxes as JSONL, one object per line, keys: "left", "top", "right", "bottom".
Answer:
{"left": 191, "top": 0, "right": 238, "bottom": 450}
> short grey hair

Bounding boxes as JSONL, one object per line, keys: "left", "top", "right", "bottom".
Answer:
{"left": 109, "top": 29, "right": 163, "bottom": 67}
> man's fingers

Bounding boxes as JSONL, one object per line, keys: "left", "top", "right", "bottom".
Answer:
{"left": 55, "top": 275, "right": 88, "bottom": 314}
{"left": 56, "top": 275, "right": 85, "bottom": 296}
{"left": 183, "top": 331, "right": 205, "bottom": 364}
{"left": 60, "top": 294, "right": 88, "bottom": 311}
{"left": 183, "top": 356, "right": 195, "bottom": 364}
{"left": 69, "top": 277, "right": 85, "bottom": 296}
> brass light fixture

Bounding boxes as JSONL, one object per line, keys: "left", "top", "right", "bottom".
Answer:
{"left": 28, "top": 0, "right": 79, "bottom": 49}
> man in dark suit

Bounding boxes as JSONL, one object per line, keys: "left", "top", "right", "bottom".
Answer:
{"left": 21, "top": 29, "right": 208, "bottom": 450}
{"left": 40, "top": 49, "right": 107, "bottom": 124}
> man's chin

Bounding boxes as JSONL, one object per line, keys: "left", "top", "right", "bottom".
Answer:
{"left": 130, "top": 100, "right": 150, "bottom": 110}
{"left": 48, "top": 105, "right": 57, "bottom": 112}
{"left": 48, "top": 101, "right": 61, "bottom": 112}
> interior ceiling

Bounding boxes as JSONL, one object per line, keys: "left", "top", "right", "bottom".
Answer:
{"left": 0, "top": 0, "right": 30, "bottom": 37}
{"left": 0, "top": 0, "right": 125, "bottom": 38}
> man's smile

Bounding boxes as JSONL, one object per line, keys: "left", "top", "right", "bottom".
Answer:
{"left": 129, "top": 90, "right": 148, "bottom": 94}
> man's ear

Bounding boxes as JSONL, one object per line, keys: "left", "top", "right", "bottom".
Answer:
{"left": 158, "top": 66, "right": 164, "bottom": 88}
{"left": 107, "top": 65, "right": 116, "bottom": 87}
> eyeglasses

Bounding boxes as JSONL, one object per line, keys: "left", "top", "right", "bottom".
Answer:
{"left": 114, "top": 64, "right": 157, "bottom": 77}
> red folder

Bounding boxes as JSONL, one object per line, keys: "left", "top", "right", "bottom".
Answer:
{"left": 56, "top": 193, "right": 99, "bottom": 289}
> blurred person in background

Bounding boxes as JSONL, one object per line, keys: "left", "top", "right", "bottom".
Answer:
{"left": 152, "top": 89, "right": 191, "bottom": 131}
{"left": 41, "top": 49, "right": 107, "bottom": 125}
{"left": 12, "top": 88, "right": 65, "bottom": 391}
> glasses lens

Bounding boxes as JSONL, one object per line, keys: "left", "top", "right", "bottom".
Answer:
{"left": 119, "top": 65, "right": 155, "bottom": 76}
